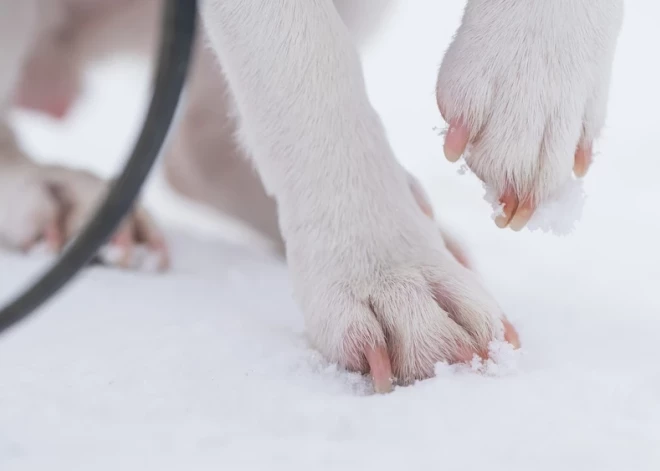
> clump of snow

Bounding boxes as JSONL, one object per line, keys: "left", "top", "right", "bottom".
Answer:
{"left": 525, "top": 179, "right": 586, "bottom": 234}
{"left": 457, "top": 163, "right": 470, "bottom": 176}
{"left": 432, "top": 125, "right": 447, "bottom": 138}
{"left": 483, "top": 183, "right": 505, "bottom": 221}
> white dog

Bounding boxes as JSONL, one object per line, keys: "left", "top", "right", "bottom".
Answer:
{"left": 0, "top": 0, "right": 623, "bottom": 391}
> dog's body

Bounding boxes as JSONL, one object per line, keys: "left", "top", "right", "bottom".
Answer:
{"left": 0, "top": 0, "right": 623, "bottom": 389}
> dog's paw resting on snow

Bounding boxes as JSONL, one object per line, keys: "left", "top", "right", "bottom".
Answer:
{"left": 0, "top": 162, "right": 168, "bottom": 271}
{"left": 292, "top": 170, "right": 519, "bottom": 393}
{"left": 436, "top": 0, "right": 623, "bottom": 231}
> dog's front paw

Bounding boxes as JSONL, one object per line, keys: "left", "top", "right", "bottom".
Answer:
{"left": 286, "top": 179, "right": 518, "bottom": 392}
{"left": 0, "top": 163, "right": 168, "bottom": 270}
{"left": 436, "top": 0, "right": 623, "bottom": 230}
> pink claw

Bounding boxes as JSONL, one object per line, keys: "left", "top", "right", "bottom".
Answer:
{"left": 573, "top": 142, "right": 593, "bottom": 178}
{"left": 364, "top": 345, "right": 394, "bottom": 394}
{"left": 443, "top": 119, "right": 469, "bottom": 163}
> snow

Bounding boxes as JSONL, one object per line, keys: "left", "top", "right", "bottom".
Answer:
{"left": 2, "top": 2, "right": 660, "bottom": 469}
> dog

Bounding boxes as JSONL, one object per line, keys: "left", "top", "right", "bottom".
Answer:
{"left": 0, "top": 0, "right": 623, "bottom": 391}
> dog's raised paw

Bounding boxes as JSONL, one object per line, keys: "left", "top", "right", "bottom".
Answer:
{"left": 0, "top": 163, "right": 169, "bottom": 271}
{"left": 436, "top": 0, "right": 623, "bottom": 230}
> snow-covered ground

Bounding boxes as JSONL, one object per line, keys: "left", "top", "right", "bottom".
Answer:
{"left": 2, "top": 2, "right": 660, "bottom": 470}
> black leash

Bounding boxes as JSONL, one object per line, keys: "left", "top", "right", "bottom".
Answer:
{"left": 0, "top": 0, "right": 198, "bottom": 335}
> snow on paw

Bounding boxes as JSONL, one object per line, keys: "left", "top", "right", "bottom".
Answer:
{"left": 0, "top": 163, "right": 169, "bottom": 271}
{"left": 436, "top": 0, "right": 623, "bottom": 232}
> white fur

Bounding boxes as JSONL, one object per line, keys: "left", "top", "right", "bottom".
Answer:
{"left": 0, "top": 0, "right": 623, "bottom": 382}
{"left": 437, "top": 0, "right": 624, "bottom": 204}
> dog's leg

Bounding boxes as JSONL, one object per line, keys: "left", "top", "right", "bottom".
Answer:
{"left": 167, "top": 0, "right": 468, "bottom": 257}
{"left": 199, "top": 0, "right": 517, "bottom": 390}
{"left": 163, "top": 42, "right": 283, "bottom": 252}
{"left": 15, "top": 0, "right": 160, "bottom": 118}
{"left": 0, "top": 0, "right": 168, "bottom": 269}
{"left": 163, "top": 47, "right": 471, "bottom": 259}
{"left": 0, "top": 0, "right": 37, "bottom": 117}
{"left": 437, "top": 0, "right": 624, "bottom": 230}
{"left": 165, "top": 0, "right": 396, "bottom": 253}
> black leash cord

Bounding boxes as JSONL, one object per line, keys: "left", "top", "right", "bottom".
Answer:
{"left": 0, "top": 0, "right": 198, "bottom": 335}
